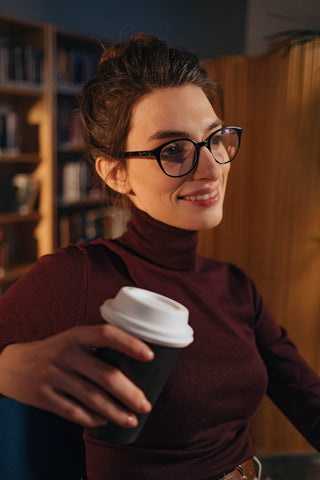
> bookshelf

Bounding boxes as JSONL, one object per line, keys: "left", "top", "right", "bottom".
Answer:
{"left": 53, "top": 27, "right": 113, "bottom": 248}
{"left": 0, "top": 14, "right": 54, "bottom": 294}
{"left": 0, "top": 14, "right": 130, "bottom": 293}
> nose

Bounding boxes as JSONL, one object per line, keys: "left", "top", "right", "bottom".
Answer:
{"left": 191, "top": 145, "right": 223, "bottom": 180}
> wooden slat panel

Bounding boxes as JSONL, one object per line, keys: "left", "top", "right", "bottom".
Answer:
{"left": 200, "top": 39, "right": 320, "bottom": 453}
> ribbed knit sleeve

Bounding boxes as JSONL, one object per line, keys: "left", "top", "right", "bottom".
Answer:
{"left": 0, "top": 246, "right": 88, "bottom": 352}
{"left": 251, "top": 280, "right": 320, "bottom": 451}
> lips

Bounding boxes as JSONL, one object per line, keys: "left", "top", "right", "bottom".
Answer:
{"left": 179, "top": 186, "right": 219, "bottom": 202}
{"left": 182, "top": 190, "right": 218, "bottom": 201}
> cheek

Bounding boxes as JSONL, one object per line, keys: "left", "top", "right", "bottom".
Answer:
{"left": 224, "top": 162, "right": 231, "bottom": 174}
{"left": 222, "top": 164, "right": 231, "bottom": 184}
{"left": 126, "top": 158, "right": 187, "bottom": 202}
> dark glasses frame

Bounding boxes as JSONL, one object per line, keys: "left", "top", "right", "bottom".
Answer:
{"left": 116, "top": 126, "right": 243, "bottom": 178}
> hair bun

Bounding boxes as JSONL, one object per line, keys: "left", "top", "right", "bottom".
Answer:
{"left": 98, "top": 43, "right": 118, "bottom": 72}
{"left": 129, "top": 33, "right": 157, "bottom": 46}
{"left": 98, "top": 33, "right": 163, "bottom": 73}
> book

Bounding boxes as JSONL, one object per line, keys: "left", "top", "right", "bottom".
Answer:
{"left": 58, "top": 206, "right": 131, "bottom": 247}
{"left": 57, "top": 43, "right": 99, "bottom": 87}
{"left": 0, "top": 105, "right": 19, "bottom": 154}
{"left": 103, "top": 206, "right": 131, "bottom": 239}
{"left": 12, "top": 174, "right": 40, "bottom": 214}
{"left": 0, "top": 175, "right": 17, "bottom": 212}
{"left": 61, "top": 160, "right": 98, "bottom": 203}
{"left": 57, "top": 96, "right": 84, "bottom": 151}
{"left": 59, "top": 208, "right": 105, "bottom": 246}
{"left": 0, "top": 36, "right": 43, "bottom": 86}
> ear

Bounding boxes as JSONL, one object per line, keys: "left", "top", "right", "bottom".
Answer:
{"left": 95, "top": 157, "right": 132, "bottom": 195}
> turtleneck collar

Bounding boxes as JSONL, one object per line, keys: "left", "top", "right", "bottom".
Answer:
{"left": 115, "top": 206, "right": 199, "bottom": 271}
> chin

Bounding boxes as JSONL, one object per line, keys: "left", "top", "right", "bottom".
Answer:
{"left": 201, "top": 212, "right": 224, "bottom": 230}
{"left": 181, "top": 210, "right": 224, "bottom": 231}
{"left": 197, "top": 218, "right": 223, "bottom": 231}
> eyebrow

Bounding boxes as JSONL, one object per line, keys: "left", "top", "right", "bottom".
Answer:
{"left": 148, "top": 119, "right": 223, "bottom": 142}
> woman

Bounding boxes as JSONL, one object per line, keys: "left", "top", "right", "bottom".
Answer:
{"left": 0, "top": 34, "right": 320, "bottom": 480}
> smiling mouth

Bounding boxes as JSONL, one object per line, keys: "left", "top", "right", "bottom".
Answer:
{"left": 181, "top": 190, "right": 218, "bottom": 201}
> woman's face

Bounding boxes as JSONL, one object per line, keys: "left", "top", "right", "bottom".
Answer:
{"left": 122, "top": 85, "right": 231, "bottom": 230}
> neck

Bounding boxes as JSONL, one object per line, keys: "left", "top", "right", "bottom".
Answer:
{"left": 117, "top": 206, "right": 199, "bottom": 271}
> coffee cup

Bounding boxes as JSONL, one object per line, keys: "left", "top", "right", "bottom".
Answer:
{"left": 87, "top": 286, "right": 193, "bottom": 444}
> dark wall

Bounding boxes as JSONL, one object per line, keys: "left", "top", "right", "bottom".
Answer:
{"left": 0, "top": 0, "right": 248, "bottom": 58}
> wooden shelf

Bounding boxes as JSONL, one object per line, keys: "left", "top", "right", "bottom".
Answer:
{"left": 0, "top": 212, "right": 41, "bottom": 224}
{"left": 0, "top": 82, "right": 44, "bottom": 97}
{"left": 58, "top": 196, "right": 105, "bottom": 209}
{"left": 0, "top": 263, "right": 34, "bottom": 285}
{"left": 0, "top": 153, "right": 41, "bottom": 164}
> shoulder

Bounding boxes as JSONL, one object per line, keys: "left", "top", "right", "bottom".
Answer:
{"left": 198, "top": 255, "right": 253, "bottom": 287}
{"left": 197, "top": 255, "right": 260, "bottom": 312}
{"left": 37, "top": 240, "right": 115, "bottom": 272}
{"left": 0, "top": 243, "right": 103, "bottom": 339}
{"left": 2, "top": 241, "right": 114, "bottom": 311}
{"left": 37, "top": 243, "right": 86, "bottom": 268}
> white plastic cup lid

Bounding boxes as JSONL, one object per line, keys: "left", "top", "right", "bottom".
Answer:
{"left": 100, "top": 286, "right": 194, "bottom": 348}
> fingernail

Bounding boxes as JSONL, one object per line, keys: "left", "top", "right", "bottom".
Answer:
{"left": 126, "top": 414, "right": 138, "bottom": 428}
{"left": 143, "top": 347, "right": 154, "bottom": 361}
{"left": 141, "top": 399, "right": 152, "bottom": 413}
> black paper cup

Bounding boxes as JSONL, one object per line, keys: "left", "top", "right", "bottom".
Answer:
{"left": 86, "top": 287, "right": 193, "bottom": 444}
{"left": 87, "top": 342, "right": 181, "bottom": 444}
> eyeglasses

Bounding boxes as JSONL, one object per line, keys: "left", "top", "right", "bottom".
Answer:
{"left": 116, "top": 126, "right": 242, "bottom": 178}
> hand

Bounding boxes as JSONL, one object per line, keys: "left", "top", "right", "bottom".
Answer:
{"left": 0, "top": 324, "right": 154, "bottom": 428}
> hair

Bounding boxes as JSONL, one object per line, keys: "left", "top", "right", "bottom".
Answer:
{"left": 79, "top": 33, "right": 223, "bottom": 203}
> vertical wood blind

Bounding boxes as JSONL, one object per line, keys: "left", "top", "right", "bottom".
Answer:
{"left": 200, "top": 39, "right": 320, "bottom": 452}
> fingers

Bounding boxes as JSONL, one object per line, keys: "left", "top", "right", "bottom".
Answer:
{"left": 45, "top": 390, "right": 108, "bottom": 428}
{"left": 41, "top": 386, "right": 111, "bottom": 428}
{"left": 0, "top": 325, "right": 155, "bottom": 429}
{"left": 31, "top": 359, "right": 151, "bottom": 428}
{"left": 48, "top": 371, "right": 136, "bottom": 428}
{"left": 69, "top": 348, "right": 151, "bottom": 410}
{"left": 70, "top": 324, "right": 154, "bottom": 362}
{"left": 51, "top": 325, "right": 153, "bottom": 427}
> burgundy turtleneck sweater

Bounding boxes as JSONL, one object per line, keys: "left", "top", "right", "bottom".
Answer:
{"left": 1, "top": 207, "right": 320, "bottom": 479}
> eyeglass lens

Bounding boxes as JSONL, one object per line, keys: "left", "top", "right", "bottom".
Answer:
{"left": 160, "top": 128, "right": 239, "bottom": 177}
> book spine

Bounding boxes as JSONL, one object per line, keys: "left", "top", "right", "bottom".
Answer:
{"left": 0, "top": 108, "right": 19, "bottom": 154}
{"left": 61, "top": 160, "right": 94, "bottom": 203}
{"left": 57, "top": 97, "right": 84, "bottom": 151}
{"left": 6, "top": 110, "right": 19, "bottom": 154}
{"left": 12, "top": 174, "right": 40, "bottom": 214}
{"left": 58, "top": 207, "right": 130, "bottom": 247}
{"left": 59, "top": 208, "right": 108, "bottom": 246}
{"left": 0, "top": 36, "right": 43, "bottom": 86}
{"left": 57, "top": 45, "right": 98, "bottom": 87}
{"left": 62, "top": 162, "right": 81, "bottom": 203}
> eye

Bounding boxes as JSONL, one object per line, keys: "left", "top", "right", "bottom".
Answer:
{"left": 210, "top": 134, "right": 223, "bottom": 146}
{"left": 161, "top": 142, "right": 186, "bottom": 163}
{"left": 162, "top": 143, "right": 184, "bottom": 156}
